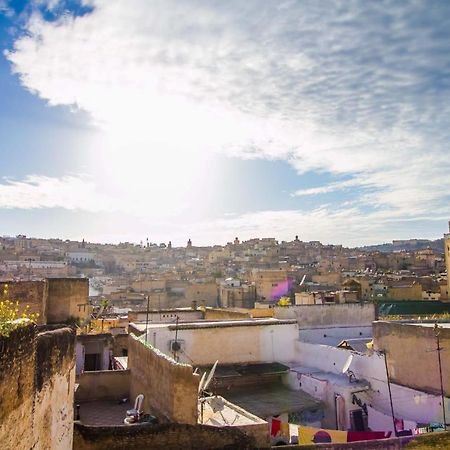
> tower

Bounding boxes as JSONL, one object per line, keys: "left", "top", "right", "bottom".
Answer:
{"left": 187, "top": 238, "right": 192, "bottom": 249}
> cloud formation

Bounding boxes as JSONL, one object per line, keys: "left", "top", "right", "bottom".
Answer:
{"left": 4, "top": 0, "right": 450, "bottom": 243}
{"left": 0, "top": 175, "right": 114, "bottom": 211}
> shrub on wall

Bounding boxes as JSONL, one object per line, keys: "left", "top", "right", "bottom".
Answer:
{"left": 0, "top": 284, "right": 39, "bottom": 336}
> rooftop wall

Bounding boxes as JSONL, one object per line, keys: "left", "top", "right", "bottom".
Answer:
{"left": 373, "top": 321, "right": 450, "bottom": 396}
{"left": 75, "top": 370, "right": 130, "bottom": 402}
{"left": 0, "top": 325, "right": 75, "bottom": 450}
{"left": 128, "top": 334, "right": 199, "bottom": 424}
{"left": 0, "top": 280, "right": 47, "bottom": 324}
{"left": 46, "top": 277, "right": 89, "bottom": 323}
{"left": 73, "top": 422, "right": 262, "bottom": 450}
{"left": 274, "top": 303, "right": 376, "bottom": 328}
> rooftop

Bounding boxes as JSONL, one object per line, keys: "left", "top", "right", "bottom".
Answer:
{"left": 78, "top": 400, "right": 132, "bottom": 426}
{"left": 222, "top": 383, "right": 322, "bottom": 419}
{"left": 131, "top": 317, "right": 297, "bottom": 332}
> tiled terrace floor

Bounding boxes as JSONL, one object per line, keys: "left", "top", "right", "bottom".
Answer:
{"left": 78, "top": 400, "right": 132, "bottom": 426}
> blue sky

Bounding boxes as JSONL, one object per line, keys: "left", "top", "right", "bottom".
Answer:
{"left": 1, "top": 0, "right": 450, "bottom": 246}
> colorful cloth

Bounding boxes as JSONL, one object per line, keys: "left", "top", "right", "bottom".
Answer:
{"left": 271, "top": 419, "right": 281, "bottom": 437}
{"left": 347, "top": 431, "right": 391, "bottom": 442}
{"left": 298, "top": 425, "right": 348, "bottom": 444}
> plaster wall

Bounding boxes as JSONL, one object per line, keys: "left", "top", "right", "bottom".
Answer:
{"left": 0, "top": 325, "right": 75, "bottom": 450}
{"left": 145, "top": 321, "right": 299, "bottom": 366}
{"left": 75, "top": 370, "right": 130, "bottom": 402}
{"left": 274, "top": 303, "right": 375, "bottom": 328}
{"left": 128, "top": 335, "right": 199, "bottom": 424}
{"left": 46, "top": 278, "right": 89, "bottom": 323}
{"left": 296, "top": 341, "right": 446, "bottom": 424}
{"left": 373, "top": 321, "right": 450, "bottom": 396}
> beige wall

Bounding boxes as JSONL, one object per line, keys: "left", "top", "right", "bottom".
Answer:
{"left": 251, "top": 269, "right": 289, "bottom": 301}
{"left": 387, "top": 283, "right": 422, "bottom": 300}
{"left": 185, "top": 283, "right": 218, "bottom": 307}
{"left": 128, "top": 335, "right": 199, "bottom": 424}
{"left": 312, "top": 272, "right": 341, "bottom": 285}
{"left": 274, "top": 303, "right": 376, "bottom": 328}
{"left": 47, "top": 278, "right": 89, "bottom": 323}
{"left": 0, "top": 325, "right": 75, "bottom": 450}
{"left": 203, "top": 308, "right": 250, "bottom": 321}
{"left": 373, "top": 321, "right": 450, "bottom": 396}
{"left": 0, "top": 280, "right": 48, "bottom": 324}
{"left": 75, "top": 370, "right": 130, "bottom": 402}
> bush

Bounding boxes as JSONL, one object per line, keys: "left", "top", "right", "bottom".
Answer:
{"left": 0, "top": 284, "right": 39, "bottom": 336}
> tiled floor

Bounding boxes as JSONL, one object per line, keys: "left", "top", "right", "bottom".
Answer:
{"left": 78, "top": 400, "right": 132, "bottom": 426}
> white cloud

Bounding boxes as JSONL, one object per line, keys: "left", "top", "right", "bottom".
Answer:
{"left": 4, "top": 0, "right": 450, "bottom": 242}
{"left": 0, "top": 175, "right": 113, "bottom": 212}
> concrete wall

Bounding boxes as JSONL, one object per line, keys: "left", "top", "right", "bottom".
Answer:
{"left": 373, "top": 321, "right": 450, "bottom": 396}
{"left": 128, "top": 334, "right": 200, "bottom": 424}
{"left": 75, "top": 370, "right": 130, "bottom": 402}
{"left": 295, "top": 340, "right": 446, "bottom": 425}
{"left": 0, "top": 325, "right": 75, "bottom": 450}
{"left": 274, "top": 303, "right": 376, "bottom": 328}
{"left": 144, "top": 320, "right": 299, "bottom": 366}
{"left": 73, "top": 422, "right": 262, "bottom": 450}
{"left": 46, "top": 277, "right": 89, "bottom": 323}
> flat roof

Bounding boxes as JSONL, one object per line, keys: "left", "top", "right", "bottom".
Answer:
{"left": 289, "top": 366, "right": 370, "bottom": 389}
{"left": 131, "top": 318, "right": 297, "bottom": 332}
{"left": 223, "top": 383, "right": 322, "bottom": 419}
{"left": 200, "top": 396, "right": 267, "bottom": 426}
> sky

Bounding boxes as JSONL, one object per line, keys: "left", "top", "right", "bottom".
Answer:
{"left": 1, "top": 0, "right": 450, "bottom": 247}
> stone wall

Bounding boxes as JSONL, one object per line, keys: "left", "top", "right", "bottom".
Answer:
{"left": 73, "top": 422, "right": 261, "bottom": 450}
{"left": 274, "top": 303, "right": 376, "bottom": 328}
{"left": 75, "top": 370, "right": 130, "bottom": 402}
{"left": 0, "top": 278, "right": 89, "bottom": 325}
{"left": 47, "top": 277, "right": 89, "bottom": 323}
{"left": 0, "top": 324, "right": 75, "bottom": 450}
{"left": 0, "top": 280, "right": 47, "bottom": 324}
{"left": 128, "top": 334, "right": 199, "bottom": 424}
{"left": 373, "top": 321, "right": 450, "bottom": 396}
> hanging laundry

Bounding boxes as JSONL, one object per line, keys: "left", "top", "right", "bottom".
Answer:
{"left": 271, "top": 418, "right": 281, "bottom": 437}
{"left": 298, "top": 425, "right": 348, "bottom": 444}
{"left": 347, "top": 431, "right": 391, "bottom": 442}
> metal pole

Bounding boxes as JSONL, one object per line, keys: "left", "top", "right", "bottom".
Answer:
{"left": 383, "top": 350, "right": 397, "bottom": 437}
{"left": 434, "top": 324, "right": 447, "bottom": 429}
{"left": 145, "top": 295, "right": 150, "bottom": 344}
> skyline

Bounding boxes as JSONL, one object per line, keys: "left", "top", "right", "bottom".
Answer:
{"left": 1, "top": 1, "right": 450, "bottom": 246}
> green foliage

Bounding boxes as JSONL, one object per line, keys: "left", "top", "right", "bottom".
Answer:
{"left": 0, "top": 284, "right": 39, "bottom": 336}
{"left": 277, "top": 296, "right": 291, "bottom": 306}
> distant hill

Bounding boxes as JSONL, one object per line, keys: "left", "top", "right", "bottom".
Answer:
{"left": 359, "top": 238, "right": 445, "bottom": 253}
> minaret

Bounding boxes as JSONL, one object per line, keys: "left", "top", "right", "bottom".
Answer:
{"left": 187, "top": 238, "right": 192, "bottom": 249}
{"left": 168, "top": 241, "right": 172, "bottom": 249}
{"left": 444, "top": 222, "right": 450, "bottom": 300}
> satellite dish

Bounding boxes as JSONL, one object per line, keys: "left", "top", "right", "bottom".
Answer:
{"left": 198, "top": 372, "right": 207, "bottom": 393}
{"left": 203, "top": 360, "right": 219, "bottom": 392}
{"left": 342, "top": 354, "right": 353, "bottom": 374}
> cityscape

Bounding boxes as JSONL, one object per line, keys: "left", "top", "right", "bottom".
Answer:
{"left": 1, "top": 1, "right": 450, "bottom": 450}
